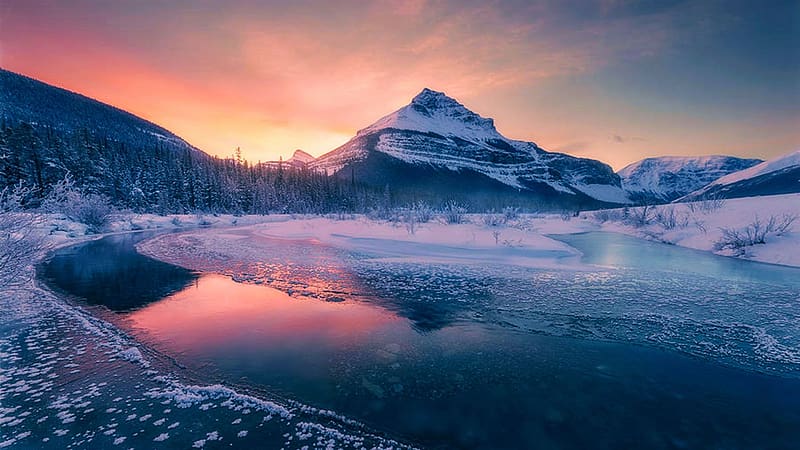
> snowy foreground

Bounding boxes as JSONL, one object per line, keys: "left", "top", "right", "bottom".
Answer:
{"left": 2, "top": 194, "right": 799, "bottom": 448}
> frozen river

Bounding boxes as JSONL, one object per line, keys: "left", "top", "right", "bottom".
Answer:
{"left": 32, "top": 230, "right": 800, "bottom": 449}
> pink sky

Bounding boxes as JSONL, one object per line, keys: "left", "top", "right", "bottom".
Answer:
{"left": 2, "top": 1, "right": 797, "bottom": 170}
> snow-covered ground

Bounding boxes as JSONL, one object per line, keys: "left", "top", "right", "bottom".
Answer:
{"left": 587, "top": 193, "right": 800, "bottom": 267}
{"left": 135, "top": 193, "right": 800, "bottom": 270}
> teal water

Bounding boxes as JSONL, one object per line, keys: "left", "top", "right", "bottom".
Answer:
{"left": 41, "top": 231, "right": 800, "bottom": 449}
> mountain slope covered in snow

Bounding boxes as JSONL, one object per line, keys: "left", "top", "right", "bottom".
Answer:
{"left": 618, "top": 155, "right": 762, "bottom": 203}
{"left": 682, "top": 150, "right": 800, "bottom": 201}
{"left": 311, "top": 88, "right": 629, "bottom": 209}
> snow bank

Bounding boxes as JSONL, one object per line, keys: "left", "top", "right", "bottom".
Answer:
{"left": 248, "top": 216, "right": 587, "bottom": 269}
{"left": 585, "top": 194, "right": 800, "bottom": 267}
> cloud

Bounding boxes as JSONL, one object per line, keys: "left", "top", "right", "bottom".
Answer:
{"left": 0, "top": 0, "right": 750, "bottom": 161}
{"left": 611, "top": 134, "right": 646, "bottom": 143}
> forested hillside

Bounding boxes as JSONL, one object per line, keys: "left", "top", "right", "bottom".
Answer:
{"left": 0, "top": 119, "right": 380, "bottom": 214}
{"left": 0, "top": 69, "right": 380, "bottom": 214}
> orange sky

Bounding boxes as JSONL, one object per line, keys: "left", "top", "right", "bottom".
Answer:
{"left": 1, "top": 1, "right": 797, "bottom": 170}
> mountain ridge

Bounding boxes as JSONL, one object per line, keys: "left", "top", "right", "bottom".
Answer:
{"left": 618, "top": 155, "right": 763, "bottom": 203}
{"left": 311, "top": 88, "right": 630, "bottom": 208}
{"left": 681, "top": 150, "right": 800, "bottom": 201}
{"left": 0, "top": 68, "right": 197, "bottom": 153}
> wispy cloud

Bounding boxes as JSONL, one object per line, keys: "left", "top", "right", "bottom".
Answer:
{"left": 1, "top": 0, "right": 796, "bottom": 167}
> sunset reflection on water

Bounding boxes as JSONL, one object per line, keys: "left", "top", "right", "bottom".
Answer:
{"left": 126, "top": 273, "right": 403, "bottom": 355}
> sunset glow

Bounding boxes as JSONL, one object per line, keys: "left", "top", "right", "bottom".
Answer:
{"left": 2, "top": 0, "right": 797, "bottom": 169}
{"left": 127, "top": 274, "right": 402, "bottom": 352}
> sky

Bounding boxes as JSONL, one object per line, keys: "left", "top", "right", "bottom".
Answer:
{"left": 1, "top": 0, "right": 798, "bottom": 170}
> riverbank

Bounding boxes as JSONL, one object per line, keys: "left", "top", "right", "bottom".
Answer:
{"left": 588, "top": 193, "right": 800, "bottom": 267}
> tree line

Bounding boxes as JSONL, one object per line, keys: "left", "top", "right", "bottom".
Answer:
{"left": 0, "top": 118, "right": 383, "bottom": 215}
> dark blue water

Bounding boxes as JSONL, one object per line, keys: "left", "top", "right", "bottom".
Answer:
{"left": 41, "top": 231, "right": 800, "bottom": 449}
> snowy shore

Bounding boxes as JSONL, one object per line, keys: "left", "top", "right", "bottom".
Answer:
{"left": 133, "top": 193, "right": 800, "bottom": 270}
{"left": 588, "top": 193, "right": 800, "bottom": 268}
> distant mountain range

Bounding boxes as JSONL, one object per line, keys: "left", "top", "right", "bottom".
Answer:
{"left": 2, "top": 67, "right": 797, "bottom": 211}
{"left": 263, "top": 149, "right": 316, "bottom": 169}
{"left": 618, "top": 155, "right": 763, "bottom": 203}
{"left": 310, "top": 88, "right": 628, "bottom": 209}
{"left": 681, "top": 150, "right": 800, "bottom": 201}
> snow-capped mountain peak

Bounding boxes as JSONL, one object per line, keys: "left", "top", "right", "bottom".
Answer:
{"left": 312, "top": 88, "right": 628, "bottom": 207}
{"left": 681, "top": 149, "right": 800, "bottom": 201}
{"left": 286, "top": 149, "right": 316, "bottom": 164}
{"left": 708, "top": 149, "right": 800, "bottom": 187}
{"left": 357, "top": 88, "right": 500, "bottom": 140}
{"left": 618, "top": 155, "right": 763, "bottom": 202}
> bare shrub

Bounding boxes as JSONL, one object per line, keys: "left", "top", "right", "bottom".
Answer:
{"left": 654, "top": 206, "right": 679, "bottom": 230}
{"left": 560, "top": 210, "right": 573, "bottom": 221}
{"left": 592, "top": 209, "right": 623, "bottom": 223}
{"left": 625, "top": 204, "right": 653, "bottom": 228}
{"left": 692, "top": 217, "right": 707, "bottom": 234}
{"left": 442, "top": 200, "right": 467, "bottom": 224}
{"left": 502, "top": 206, "right": 520, "bottom": 221}
{"left": 0, "top": 183, "right": 47, "bottom": 286}
{"left": 196, "top": 212, "right": 213, "bottom": 227}
{"left": 501, "top": 238, "right": 523, "bottom": 247}
{"left": 73, "top": 193, "right": 113, "bottom": 233}
{"left": 714, "top": 214, "right": 797, "bottom": 253}
{"left": 409, "top": 201, "right": 434, "bottom": 223}
{"left": 400, "top": 209, "right": 418, "bottom": 235}
{"left": 483, "top": 212, "right": 506, "bottom": 227}
{"left": 699, "top": 194, "right": 726, "bottom": 214}
{"left": 42, "top": 174, "right": 113, "bottom": 233}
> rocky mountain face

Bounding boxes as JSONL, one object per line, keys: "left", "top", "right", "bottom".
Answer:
{"left": 618, "top": 155, "right": 763, "bottom": 203}
{"left": 286, "top": 149, "right": 316, "bottom": 165}
{"left": 681, "top": 150, "right": 800, "bottom": 201}
{"left": 311, "top": 88, "right": 629, "bottom": 209}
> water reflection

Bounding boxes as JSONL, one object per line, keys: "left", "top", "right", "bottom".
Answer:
{"left": 128, "top": 274, "right": 401, "bottom": 353}
{"left": 40, "top": 232, "right": 197, "bottom": 311}
{"left": 39, "top": 231, "right": 800, "bottom": 449}
{"left": 119, "top": 274, "right": 800, "bottom": 450}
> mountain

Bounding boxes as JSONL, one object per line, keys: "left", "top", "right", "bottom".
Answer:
{"left": 286, "top": 149, "right": 316, "bottom": 166}
{"left": 0, "top": 68, "right": 196, "bottom": 153}
{"left": 618, "top": 155, "right": 763, "bottom": 203}
{"left": 681, "top": 150, "right": 800, "bottom": 201}
{"left": 262, "top": 149, "right": 316, "bottom": 169}
{"left": 310, "top": 88, "right": 628, "bottom": 209}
